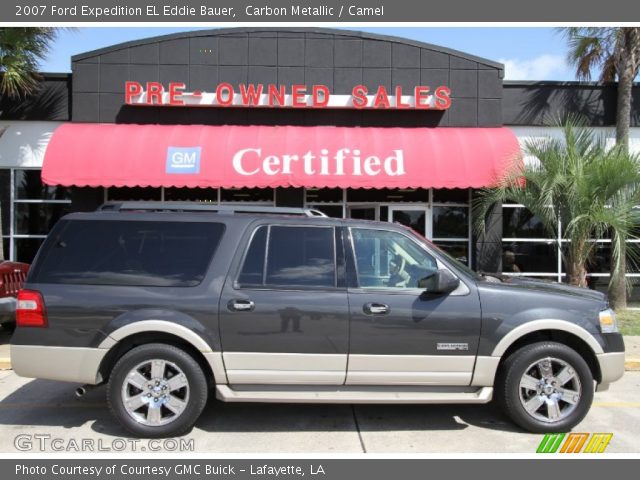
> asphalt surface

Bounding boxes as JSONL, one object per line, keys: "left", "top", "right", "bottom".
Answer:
{"left": 0, "top": 369, "right": 638, "bottom": 454}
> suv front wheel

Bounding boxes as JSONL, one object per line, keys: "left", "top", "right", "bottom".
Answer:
{"left": 496, "top": 341, "right": 594, "bottom": 433}
{"left": 107, "top": 343, "right": 209, "bottom": 438}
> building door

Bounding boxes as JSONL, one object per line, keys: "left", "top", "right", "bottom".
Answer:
{"left": 388, "top": 205, "right": 431, "bottom": 238}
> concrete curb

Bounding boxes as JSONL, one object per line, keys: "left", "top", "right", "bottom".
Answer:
{"left": 626, "top": 359, "right": 640, "bottom": 371}
{"left": 0, "top": 357, "right": 11, "bottom": 370}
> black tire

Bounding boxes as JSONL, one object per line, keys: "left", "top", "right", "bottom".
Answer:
{"left": 107, "top": 343, "right": 209, "bottom": 438}
{"left": 495, "top": 341, "right": 594, "bottom": 433}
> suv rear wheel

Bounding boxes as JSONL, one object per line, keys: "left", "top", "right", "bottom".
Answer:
{"left": 107, "top": 343, "right": 209, "bottom": 438}
{"left": 496, "top": 341, "right": 594, "bottom": 433}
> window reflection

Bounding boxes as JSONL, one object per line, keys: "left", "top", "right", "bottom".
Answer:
{"left": 502, "top": 243, "right": 558, "bottom": 273}
{"left": 433, "top": 206, "right": 468, "bottom": 238}
{"left": 502, "top": 207, "right": 547, "bottom": 238}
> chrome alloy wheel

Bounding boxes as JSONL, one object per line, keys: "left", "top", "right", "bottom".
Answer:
{"left": 518, "top": 356, "right": 582, "bottom": 424}
{"left": 121, "top": 359, "right": 190, "bottom": 426}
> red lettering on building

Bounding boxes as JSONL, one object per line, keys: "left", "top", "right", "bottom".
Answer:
{"left": 351, "top": 85, "right": 368, "bottom": 108}
{"left": 216, "top": 83, "right": 234, "bottom": 106}
{"left": 434, "top": 86, "right": 452, "bottom": 110}
{"left": 123, "top": 81, "right": 454, "bottom": 111}
{"left": 124, "top": 81, "right": 142, "bottom": 104}
{"left": 291, "top": 85, "right": 307, "bottom": 108}
{"left": 395, "top": 86, "right": 410, "bottom": 109}
{"left": 372, "top": 86, "right": 391, "bottom": 109}
{"left": 239, "top": 84, "right": 263, "bottom": 106}
{"left": 146, "top": 82, "right": 164, "bottom": 105}
{"left": 414, "top": 86, "right": 432, "bottom": 109}
{"left": 168, "top": 83, "right": 186, "bottom": 106}
{"left": 267, "top": 84, "right": 286, "bottom": 106}
{"left": 312, "top": 85, "right": 330, "bottom": 108}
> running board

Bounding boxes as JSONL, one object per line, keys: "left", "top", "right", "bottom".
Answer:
{"left": 216, "top": 385, "right": 493, "bottom": 404}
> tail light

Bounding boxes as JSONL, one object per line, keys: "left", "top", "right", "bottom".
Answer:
{"left": 16, "top": 289, "right": 48, "bottom": 328}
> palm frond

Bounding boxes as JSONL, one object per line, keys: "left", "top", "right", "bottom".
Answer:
{"left": 0, "top": 27, "right": 62, "bottom": 98}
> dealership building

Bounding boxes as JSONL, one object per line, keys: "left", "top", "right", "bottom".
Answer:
{"left": 1, "top": 28, "right": 639, "bottom": 296}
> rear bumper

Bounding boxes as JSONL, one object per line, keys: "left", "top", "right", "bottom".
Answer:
{"left": 597, "top": 351, "right": 625, "bottom": 385}
{"left": 10, "top": 345, "right": 107, "bottom": 384}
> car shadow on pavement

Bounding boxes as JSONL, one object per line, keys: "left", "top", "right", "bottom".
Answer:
{"left": 0, "top": 378, "right": 525, "bottom": 438}
{"left": 0, "top": 379, "right": 112, "bottom": 430}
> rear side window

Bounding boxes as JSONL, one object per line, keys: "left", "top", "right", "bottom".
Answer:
{"left": 238, "top": 225, "right": 336, "bottom": 288}
{"left": 31, "top": 220, "right": 224, "bottom": 287}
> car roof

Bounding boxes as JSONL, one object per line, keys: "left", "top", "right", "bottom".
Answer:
{"left": 59, "top": 209, "right": 408, "bottom": 232}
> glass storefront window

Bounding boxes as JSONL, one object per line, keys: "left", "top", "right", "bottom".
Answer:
{"left": 433, "top": 188, "right": 468, "bottom": 204}
{"left": 2, "top": 238, "right": 9, "bottom": 260}
{"left": 14, "top": 169, "right": 70, "bottom": 200}
{"left": 305, "top": 188, "right": 343, "bottom": 203}
{"left": 502, "top": 207, "right": 549, "bottom": 238}
{"left": 347, "top": 188, "right": 429, "bottom": 203}
{"left": 433, "top": 206, "right": 468, "bottom": 238}
{"left": 502, "top": 242, "right": 558, "bottom": 273}
{"left": 390, "top": 208, "right": 426, "bottom": 236}
{"left": 220, "top": 188, "right": 274, "bottom": 203}
{"left": 435, "top": 241, "right": 469, "bottom": 266}
{"left": 15, "top": 203, "right": 70, "bottom": 235}
{"left": 107, "top": 187, "right": 161, "bottom": 201}
{"left": 14, "top": 237, "right": 45, "bottom": 263}
{"left": 307, "top": 205, "right": 343, "bottom": 218}
{"left": 164, "top": 187, "right": 218, "bottom": 202}
{"left": 3, "top": 169, "right": 73, "bottom": 264}
{"left": 0, "top": 169, "right": 9, "bottom": 236}
{"left": 348, "top": 206, "right": 377, "bottom": 221}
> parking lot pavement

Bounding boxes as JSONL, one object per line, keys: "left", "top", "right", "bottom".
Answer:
{"left": 0, "top": 369, "right": 638, "bottom": 454}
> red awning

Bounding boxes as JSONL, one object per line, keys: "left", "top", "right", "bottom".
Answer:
{"left": 42, "top": 123, "right": 521, "bottom": 189}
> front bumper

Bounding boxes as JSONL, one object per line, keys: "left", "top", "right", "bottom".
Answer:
{"left": 596, "top": 351, "right": 625, "bottom": 385}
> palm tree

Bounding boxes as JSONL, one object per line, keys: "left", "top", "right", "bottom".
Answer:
{"left": 561, "top": 28, "right": 640, "bottom": 149}
{"left": 0, "top": 28, "right": 62, "bottom": 260}
{"left": 0, "top": 28, "right": 61, "bottom": 98}
{"left": 474, "top": 118, "right": 640, "bottom": 295}
{"left": 561, "top": 27, "right": 640, "bottom": 307}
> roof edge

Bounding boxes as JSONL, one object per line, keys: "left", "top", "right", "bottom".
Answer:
{"left": 71, "top": 27, "right": 504, "bottom": 71}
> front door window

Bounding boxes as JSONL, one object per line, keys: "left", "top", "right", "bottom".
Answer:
{"left": 350, "top": 228, "right": 438, "bottom": 289}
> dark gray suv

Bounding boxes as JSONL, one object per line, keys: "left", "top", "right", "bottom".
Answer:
{"left": 10, "top": 203, "right": 625, "bottom": 437}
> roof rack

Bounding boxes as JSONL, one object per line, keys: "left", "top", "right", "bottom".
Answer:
{"left": 98, "top": 202, "right": 328, "bottom": 218}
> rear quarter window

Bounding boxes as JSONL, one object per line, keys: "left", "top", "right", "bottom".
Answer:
{"left": 30, "top": 220, "right": 225, "bottom": 287}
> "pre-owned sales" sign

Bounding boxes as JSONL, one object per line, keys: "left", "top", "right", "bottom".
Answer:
{"left": 124, "top": 81, "right": 452, "bottom": 110}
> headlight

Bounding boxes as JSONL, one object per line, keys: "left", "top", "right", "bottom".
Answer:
{"left": 599, "top": 308, "right": 618, "bottom": 333}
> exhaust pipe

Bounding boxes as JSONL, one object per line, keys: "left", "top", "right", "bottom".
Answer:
{"left": 75, "top": 385, "right": 93, "bottom": 398}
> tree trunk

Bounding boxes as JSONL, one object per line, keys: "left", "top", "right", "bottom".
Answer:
{"left": 609, "top": 37, "right": 635, "bottom": 309}
{"left": 609, "top": 244, "right": 627, "bottom": 309}
{"left": 615, "top": 33, "right": 634, "bottom": 150}
{"left": 567, "top": 255, "right": 588, "bottom": 287}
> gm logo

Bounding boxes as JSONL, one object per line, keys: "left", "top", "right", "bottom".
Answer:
{"left": 536, "top": 433, "right": 613, "bottom": 453}
{"left": 166, "top": 147, "right": 201, "bottom": 174}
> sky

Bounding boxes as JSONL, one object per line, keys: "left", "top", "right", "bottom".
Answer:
{"left": 40, "top": 27, "right": 577, "bottom": 81}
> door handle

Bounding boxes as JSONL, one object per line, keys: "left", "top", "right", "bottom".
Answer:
{"left": 228, "top": 300, "right": 255, "bottom": 312}
{"left": 363, "top": 303, "right": 390, "bottom": 315}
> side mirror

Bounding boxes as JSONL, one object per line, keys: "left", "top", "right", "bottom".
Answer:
{"left": 418, "top": 269, "right": 460, "bottom": 294}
